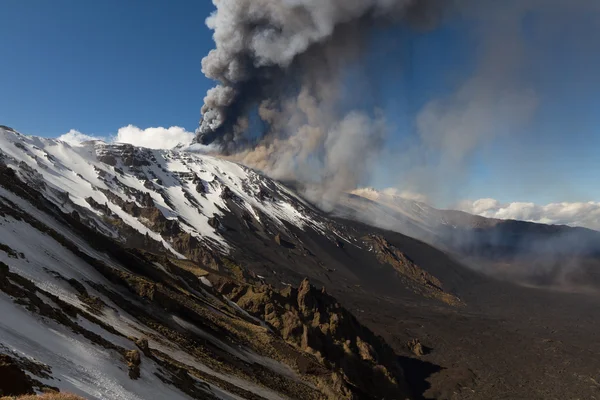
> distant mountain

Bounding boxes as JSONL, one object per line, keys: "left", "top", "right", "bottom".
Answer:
{"left": 339, "top": 188, "right": 600, "bottom": 287}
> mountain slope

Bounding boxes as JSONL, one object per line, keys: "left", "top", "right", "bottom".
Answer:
{"left": 0, "top": 126, "right": 469, "bottom": 399}
{"left": 0, "top": 162, "right": 333, "bottom": 399}
{"left": 5, "top": 127, "right": 600, "bottom": 400}
{"left": 0, "top": 127, "right": 464, "bottom": 303}
{"left": 339, "top": 188, "right": 600, "bottom": 288}
{"left": 0, "top": 127, "right": 325, "bottom": 256}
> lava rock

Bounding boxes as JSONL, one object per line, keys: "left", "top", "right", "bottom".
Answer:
{"left": 125, "top": 350, "right": 141, "bottom": 380}
{"left": 0, "top": 355, "right": 35, "bottom": 396}
{"left": 135, "top": 338, "right": 151, "bottom": 357}
{"left": 407, "top": 339, "right": 425, "bottom": 357}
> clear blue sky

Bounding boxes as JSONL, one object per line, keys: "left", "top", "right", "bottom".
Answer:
{"left": 1, "top": 1, "right": 599, "bottom": 205}
{"left": 0, "top": 0, "right": 215, "bottom": 137}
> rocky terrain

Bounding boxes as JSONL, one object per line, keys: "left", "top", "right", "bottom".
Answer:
{"left": 1, "top": 126, "right": 600, "bottom": 399}
{"left": 0, "top": 126, "right": 442, "bottom": 399}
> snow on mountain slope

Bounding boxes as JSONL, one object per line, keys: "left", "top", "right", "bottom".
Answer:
{"left": 0, "top": 168, "right": 318, "bottom": 399}
{"left": 0, "top": 127, "right": 324, "bottom": 258}
{"left": 0, "top": 127, "right": 431, "bottom": 400}
{"left": 344, "top": 188, "right": 478, "bottom": 232}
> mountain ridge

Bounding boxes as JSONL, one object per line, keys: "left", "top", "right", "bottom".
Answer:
{"left": 3, "top": 126, "right": 600, "bottom": 400}
{"left": 338, "top": 187, "right": 600, "bottom": 289}
{"left": 348, "top": 186, "right": 600, "bottom": 234}
{"left": 0, "top": 126, "right": 464, "bottom": 399}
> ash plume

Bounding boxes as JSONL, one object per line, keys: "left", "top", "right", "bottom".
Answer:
{"left": 386, "top": 0, "right": 600, "bottom": 204}
{"left": 196, "top": 0, "right": 438, "bottom": 145}
{"left": 196, "top": 0, "right": 600, "bottom": 212}
{"left": 195, "top": 0, "right": 445, "bottom": 207}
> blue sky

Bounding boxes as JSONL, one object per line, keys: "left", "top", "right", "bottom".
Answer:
{"left": 1, "top": 1, "right": 599, "bottom": 206}
{"left": 0, "top": 0, "right": 215, "bottom": 137}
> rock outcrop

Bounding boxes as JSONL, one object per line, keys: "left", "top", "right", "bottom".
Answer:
{"left": 0, "top": 355, "right": 35, "bottom": 397}
{"left": 407, "top": 339, "right": 425, "bottom": 357}
{"left": 215, "top": 277, "right": 411, "bottom": 400}
{"left": 125, "top": 350, "right": 141, "bottom": 380}
{"left": 365, "top": 235, "right": 462, "bottom": 306}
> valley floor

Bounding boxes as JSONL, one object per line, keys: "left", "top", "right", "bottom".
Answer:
{"left": 339, "top": 278, "right": 600, "bottom": 400}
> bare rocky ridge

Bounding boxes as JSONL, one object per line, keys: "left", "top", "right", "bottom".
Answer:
{"left": 0, "top": 354, "right": 38, "bottom": 396}
{"left": 363, "top": 235, "right": 462, "bottom": 306}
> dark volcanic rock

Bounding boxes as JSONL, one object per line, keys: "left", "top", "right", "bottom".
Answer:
{"left": 407, "top": 339, "right": 425, "bottom": 357}
{"left": 0, "top": 355, "right": 35, "bottom": 396}
{"left": 220, "top": 186, "right": 234, "bottom": 200}
{"left": 215, "top": 277, "right": 411, "bottom": 400}
{"left": 85, "top": 197, "right": 113, "bottom": 216}
{"left": 135, "top": 338, "right": 151, "bottom": 357}
{"left": 125, "top": 350, "right": 141, "bottom": 380}
{"left": 365, "top": 234, "right": 462, "bottom": 306}
{"left": 121, "top": 202, "right": 181, "bottom": 236}
{"left": 98, "top": 154, "right": 118, "bottom": 166}
{"left": 193, "top": 174, "right": 207, "bottom": 195}
{"left": 139, "top": 192, "right": 154, "bottom": 208}
{"left": 208, "top": 215, "right": 221, "bottom": 230}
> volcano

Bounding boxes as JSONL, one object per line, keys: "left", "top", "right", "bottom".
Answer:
{"left": 1, "top": 126, "right": 600, "bottom": 399}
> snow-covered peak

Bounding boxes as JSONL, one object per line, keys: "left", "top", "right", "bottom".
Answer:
{"left": 351, "top": 187, "right": 430, "bottom": 207}
{"left": 0, "top": 125, "right": 421, "bottom": 400}
{"left": 0, "top": 127, "right": 323, "bottom": 256}
{"left": 346, "top": 187, "right": 444, "bottom": 230}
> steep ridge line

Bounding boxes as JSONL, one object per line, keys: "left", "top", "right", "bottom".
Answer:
{"left": 0, "top": 127, "right": 448, "bottom": 399}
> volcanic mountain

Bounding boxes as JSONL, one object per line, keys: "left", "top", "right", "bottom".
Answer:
{"left": 338, "top": 187, "right": 600, "bottom": 289}
{"left": 1, "top": 125, "right": 600, "bottom": 400}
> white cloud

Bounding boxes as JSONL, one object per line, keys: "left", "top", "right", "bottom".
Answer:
{"left": 380, "top": 188, "right": 430, "bottom": 204}
{"left": 457, "top": 199, "right": 600, "bottom": 231}
{"left": 351, "top": 187, "right": 430, "bottom": 204}
{"left": 114, "top": 125, "right": 194, "bottom": 149}
{"left": 57, "top": 129, "right": 102, "bottom": 146}
{"left": 57, "top": 125, "right": 195, "bottom": 150}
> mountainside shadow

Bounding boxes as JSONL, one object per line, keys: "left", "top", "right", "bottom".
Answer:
{"left": 398, "top": 356, "right": 443, "bottom": 400}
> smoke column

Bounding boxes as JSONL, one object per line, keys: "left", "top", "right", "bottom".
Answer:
{"left": 196, "top": 0, "right": 438, "bottom": 145}
{"left": 195, "top": 0, "right": 443, "bottom": 208}
{"left": 196, "top": 0, "right": 600, "bottom": 211}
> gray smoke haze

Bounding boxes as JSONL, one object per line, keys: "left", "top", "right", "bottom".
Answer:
{"left": 197, "top": 0, "right": 600, "bottom": 209}
{"left": 196, "top": 0, "right": 444, "bottom": 208}
{"left": 194, "top": 0, "right": 600, "bottom": 291}
{"left": 197, "top": 0, "right": 436, "bottom": 141}
{"left": 391, "top": 0, "right": 600, "bottom": 204}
